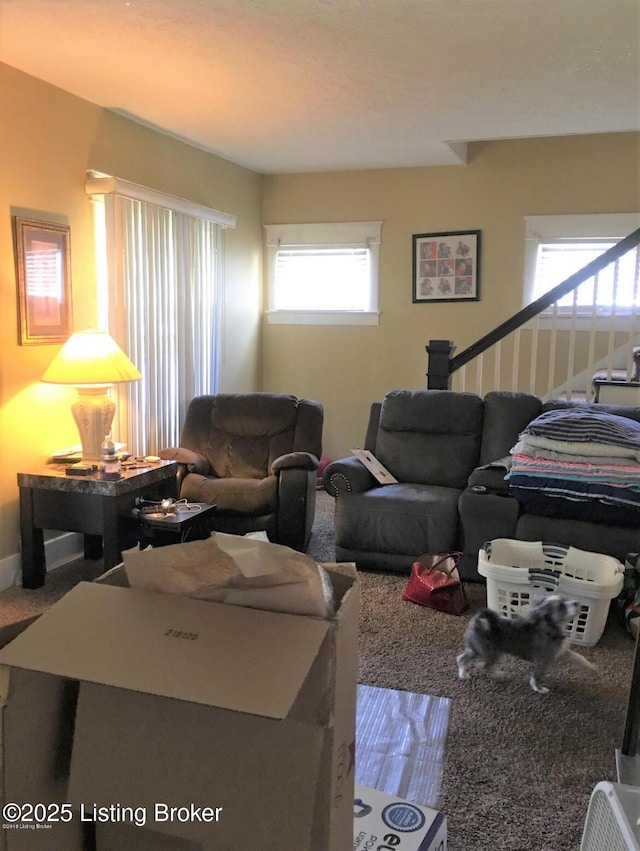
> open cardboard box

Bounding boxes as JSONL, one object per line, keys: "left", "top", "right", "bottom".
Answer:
{"left": 0, "top": 561, "right": 359, "bottom": 850}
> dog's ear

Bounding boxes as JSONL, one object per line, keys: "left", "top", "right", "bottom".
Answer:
{"left": 529, "top": 593, "right": 550, "bottom": 612}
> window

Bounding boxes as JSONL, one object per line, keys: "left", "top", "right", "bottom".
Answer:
{"left": 86, "top": 174, "right": 236, "bottom": 456}
{"left": 264, "top": 221, "right": 382, "bottom": 325}
{"left": 524, "top": 214, "right": 640, "bottom": 320}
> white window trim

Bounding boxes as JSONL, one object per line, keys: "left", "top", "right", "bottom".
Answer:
{"left": 523, "top": 213, "right": 640, "bottom": 331}
{"left": 264, "top": 221, "right": 382, "bottom": 326}
{"left": 86, "top": 173, "right": 237, "bottom": 228}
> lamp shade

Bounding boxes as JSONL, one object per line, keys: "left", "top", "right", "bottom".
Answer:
{"left": 41, "top": 329, "right": 141, "bottom": 386}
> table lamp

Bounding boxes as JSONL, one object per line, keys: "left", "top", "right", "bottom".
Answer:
{"left": 41, "top": 329, "right": 142, "bottom": 461}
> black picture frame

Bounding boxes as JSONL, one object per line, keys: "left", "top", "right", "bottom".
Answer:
{"left": 412, "top": 230, "right": 481, "bottom": 303}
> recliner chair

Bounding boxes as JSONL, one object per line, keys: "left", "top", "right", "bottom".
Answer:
{"left": 323, "top": 389, "right": 486, "bottom": 571}
{"left": 159, "top": 393, "right": 323, "bottom": 551}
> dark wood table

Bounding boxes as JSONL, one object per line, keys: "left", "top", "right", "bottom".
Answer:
{"left": 18, "top": 461, "right": 178, "bottom": 589}
{"left": 135, "top": 502, "right": 217, "bottom": 547}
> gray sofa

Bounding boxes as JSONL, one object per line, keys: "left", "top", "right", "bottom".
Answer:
{"left": 323, "top": 389, "right": 640, "bottom": 582}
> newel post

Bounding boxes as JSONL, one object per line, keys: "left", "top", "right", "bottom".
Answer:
{"left": 425, "top": 339, "right": 455, "bottom": 389}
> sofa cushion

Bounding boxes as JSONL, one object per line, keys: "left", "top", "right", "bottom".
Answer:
{"left": 181, "top": 473, "right": 278, "bottom": 514}
{"left": 374, "top": 390, "right": 484, "bottom": 489}
{"left": 479, "top": 391, "right": 542, "bottom": 465}
{"left": 334, "top": 483, "right": 462, "bottom": 559}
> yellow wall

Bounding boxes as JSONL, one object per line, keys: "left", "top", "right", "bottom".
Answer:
{"left": 0, "top": 64, "right": 263, "bottom": 562}
{"left": 262, "top": 133, "right": 640, "bottom": 460}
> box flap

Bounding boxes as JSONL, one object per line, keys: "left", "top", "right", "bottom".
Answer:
{"left": 0, "top": 582, "right": 330, "bottom": 719}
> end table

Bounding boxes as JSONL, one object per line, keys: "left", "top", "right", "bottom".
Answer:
{"left": 134, "top": 502, "right": 217, "bottom": 547}
{"left": 18, "top": 461, "right": 178, "bottom": 589}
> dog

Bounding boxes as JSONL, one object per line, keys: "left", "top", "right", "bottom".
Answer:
{"left": 456, "top": 594, "right": 595, "bottom": 694}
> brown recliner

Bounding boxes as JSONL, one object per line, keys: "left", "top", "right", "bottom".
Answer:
{"left": 159, "top": 393, "right": 323, "bottom": 551}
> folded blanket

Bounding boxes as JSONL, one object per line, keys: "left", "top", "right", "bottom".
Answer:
{"left": 518, "top": 433, "right": 640, "bottom": 461}
{"left": 507, "top": 472, "right": 640, "bottom": 509}
{"left": 511, "top": 439, "right": 640, "bottom": 467}
{"left": 510, "top": 409, "right": 640, "bottom": 519}
{"left": 521, "top": 408, "right": 640, "bottom": 456}
{"left": 510, "top": 489, "right": 640, "bottom": 526}
{"left": 509, "top": 452, "right": 640, "bottom": 488}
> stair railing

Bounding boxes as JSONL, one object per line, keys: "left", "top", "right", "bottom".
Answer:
{"left": 426, "top": 228, "right": 640, "bottom": 400}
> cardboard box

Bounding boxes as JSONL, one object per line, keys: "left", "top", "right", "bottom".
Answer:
{"left": 0, "top": 617, "right": 87, "bottom": 851}
{"left": 0, "top": 563, "right": 359, "bottom": 850}
{"left": 354, "top": 784, "right": 447, "bottom": 851}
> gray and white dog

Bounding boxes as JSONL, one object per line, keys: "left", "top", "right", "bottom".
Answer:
{"left": 456, "top": 595, "right": 595, "bottom": 694}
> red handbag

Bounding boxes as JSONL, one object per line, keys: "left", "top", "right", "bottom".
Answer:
{"left": 402, "top": 552, "right": 469, "bottom": 615}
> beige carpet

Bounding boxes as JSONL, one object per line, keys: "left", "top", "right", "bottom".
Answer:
{"left": 0, "top": 490, "right": 636, "bottom": 850}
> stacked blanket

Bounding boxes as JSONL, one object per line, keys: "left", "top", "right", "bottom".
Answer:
{"left": 506, "top": 407, "right": 640, "bottom": 525}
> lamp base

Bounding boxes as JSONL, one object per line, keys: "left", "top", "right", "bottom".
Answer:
{"left": 71, "top": 386, "right": 115, "bottom": 462}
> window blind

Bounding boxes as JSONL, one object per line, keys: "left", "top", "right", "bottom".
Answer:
{"left": 274, "top": 245, "right": 371, "bottom": 311}
{"left": 535, "top": 239, "right": 640, "bottom": 312}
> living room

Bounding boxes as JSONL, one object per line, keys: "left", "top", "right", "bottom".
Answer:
{"left": 2, "top": 55, "right": 639, "bottom": 573}
{"left": 1, "top": 5, "right": 640, "bottom": 846}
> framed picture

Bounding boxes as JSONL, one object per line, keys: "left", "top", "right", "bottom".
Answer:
{"left": 412, "top": 230, "right": 481, "bottom": 303}
{"left": 14, "top": 216, "right": 72, "bottom": 345}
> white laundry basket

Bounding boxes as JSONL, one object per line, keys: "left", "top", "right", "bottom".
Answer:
{"left": 478, "top": 539, "right": 624, "bottom": 646}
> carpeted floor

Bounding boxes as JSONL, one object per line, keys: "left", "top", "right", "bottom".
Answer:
{"left": 0, "top": 490, "right": 636, "bottom": 850}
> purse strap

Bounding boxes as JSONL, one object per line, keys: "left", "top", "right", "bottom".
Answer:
{"left": 417, "top": 551, "right": 462, "bottom": 578}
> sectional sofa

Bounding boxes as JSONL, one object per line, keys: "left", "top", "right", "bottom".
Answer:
{"left": 323, "top": 390, "right": 640, "bottom": 581}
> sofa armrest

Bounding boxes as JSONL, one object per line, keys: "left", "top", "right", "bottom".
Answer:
{"left": 271, "top": 451, "right": 319, "bottom": 474}
{"left": 458, "top": 458, "right": 520, "bottom": 583}
{"left": 159, "top": 447, "right": 211, "bottom": 491}
{"left": 323, "top": 456, "right": 377, "bottom": 497}
{"left": 158, "top": 447, "right": 211, "bottom": 474}
{"left": 276, "top": 467, "right": 317, "bottom": 551}
{"left": 467, "top": 456, "right": 512, "bottom": 495}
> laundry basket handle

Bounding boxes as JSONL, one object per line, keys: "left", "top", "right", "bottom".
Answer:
{"left": 528, "top": 567, "right": 560, "bottom": 588}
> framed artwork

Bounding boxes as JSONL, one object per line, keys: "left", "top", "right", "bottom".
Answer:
{"left": 14, "top": 216, "right": 72, "bottom": 345}
{"left": 412, "top": 230, "right": 481, "bottom": 303}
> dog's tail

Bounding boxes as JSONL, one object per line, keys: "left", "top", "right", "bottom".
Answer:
{"left": 474, "top": 609, "right": 500, "bottom": 633}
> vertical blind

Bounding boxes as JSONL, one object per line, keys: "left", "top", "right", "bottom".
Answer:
{"left": 89, "top": 180, "right": 231, "bottom": 456}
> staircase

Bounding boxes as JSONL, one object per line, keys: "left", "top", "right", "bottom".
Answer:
{"left": 426, "top": 228, "right": 640, "bottom": 401}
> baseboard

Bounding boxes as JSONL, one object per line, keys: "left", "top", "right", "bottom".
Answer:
{"left": 0, "top": 532, "right": 84, "bottom": 593}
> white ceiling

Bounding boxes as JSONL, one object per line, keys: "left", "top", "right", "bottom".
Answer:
{"left": 1, "top": 0, "right": 639, "bottom": 174}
